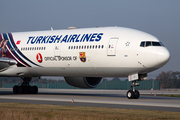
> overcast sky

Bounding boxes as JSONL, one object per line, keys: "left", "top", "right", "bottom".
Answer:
{"left": 0, "top": 0, "right": 179, "bottom": 78}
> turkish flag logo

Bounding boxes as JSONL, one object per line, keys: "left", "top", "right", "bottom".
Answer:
{"left": 36, "top": 53, "right": 42, "bottom": 63}
{"left": 16, "top": 41, "right": 21, "bottom": 45}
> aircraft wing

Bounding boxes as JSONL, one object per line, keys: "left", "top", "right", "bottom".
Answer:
{"left": 0, "top": 58, "right": 17, "bottom": 71}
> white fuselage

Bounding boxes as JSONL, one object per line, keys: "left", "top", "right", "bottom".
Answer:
{"left": 0, "top": 27, "right": 170, "bottom": 77}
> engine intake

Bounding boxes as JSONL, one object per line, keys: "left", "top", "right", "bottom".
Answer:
{"left": 64, "top": 77, "right": 103, "bottom": 88}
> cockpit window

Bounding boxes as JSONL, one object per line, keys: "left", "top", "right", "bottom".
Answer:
{"left": 152, "top": 42, "right": 161, "bottom": 46}
{"left": 140, "top": 42, "right": 145, "bottom": 47}
{"left": 160, "top": 42, "right": 164, "bottom": 46}
{"left": 140, "top": 41, "right": 163, "bottom": 47}
{"left": 146, "top": 41, "right": 151, "bottom": 47}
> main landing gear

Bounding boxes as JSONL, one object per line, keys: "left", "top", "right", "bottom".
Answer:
{"left": 126, "top": 81, "right": 140, "bottom": 99}
{"left": 13, "top": 77, "right": 38, "bottom": 94}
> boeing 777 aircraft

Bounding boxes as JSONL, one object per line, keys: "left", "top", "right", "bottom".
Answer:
{"left": 0, "top": 26, "right": 170, "bottom": 99}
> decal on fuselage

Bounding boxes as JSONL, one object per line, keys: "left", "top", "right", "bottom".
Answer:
{"left": 0, "top": 33, "right": 41, "bottom": 67}
{"left": 0, "top": 37, "right": 8, "bottom": 57}
{"left": 44, "top": 56, "right": 77, "bottom": 61}
{"left": 79, "top": 52, "right": 86, "bottom": 63}
{"left": 27, "top": 33, "right": 103, "bottom": 44}
{"left": 36, "top": 53, "right": 43, "bottom": 63}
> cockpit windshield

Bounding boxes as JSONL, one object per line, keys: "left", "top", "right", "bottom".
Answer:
{"left": 140, "top": 41, "right": 164, "bottom": 47}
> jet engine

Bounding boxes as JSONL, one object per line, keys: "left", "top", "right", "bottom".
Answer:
{"left": 64, "top": 77, "right": 103, "bottom": 88}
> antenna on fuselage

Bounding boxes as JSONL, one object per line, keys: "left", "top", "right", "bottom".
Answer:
{"left": 51, "top": 27, "right": 53, "bottom": 31}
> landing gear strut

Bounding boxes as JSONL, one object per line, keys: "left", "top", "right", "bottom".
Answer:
{"left": 126, "top": 81, "right": 140, "bottom": 99}
{"left": 13, "top": 77, "right": 38, "bottom": 94}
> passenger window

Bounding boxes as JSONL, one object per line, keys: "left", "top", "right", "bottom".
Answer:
{"left": 146, "top": 41, "right": 151, "bottom": 47}
{"left": 76, "top": 46, "right": 78, "bottom": 49}
{"left": 90, "top": 46, "right": 92, "bottom": 49}
{"left": 82, "top": 46, "right": 83, "bottom": 49}
{"left": 102, "top": 45, "right": 104, "bottom": 49}
{"left": 140, "top": 42, "right": 145, "bottom": 47}
{"left": 93, "top": 45, "right": 94, "bottom": 49}
{"left": 87, "top": 45, "right": 89, "bottom": 49}
{"left": 74, "top": 46, "right": 76, "bottom": 49}
{"left": 99, "top": 45, "right": 100, "bottom": 49}
{"left": 71, "top": 46, "right": 73, "bottom": 49}
{"left": 95, "top": 45, "right": 97, "bottom": 49}
{"left": 68, "top": 46, "right": 70, "bottom": 49}
{"left": 84, "top": 46, "right": 86, "bottom": 49}
{"left": 79, "top": 46, "right": 81, "bottom": 49}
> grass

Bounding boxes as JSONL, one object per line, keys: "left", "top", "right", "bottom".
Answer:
{"left": 160, "top": 94, "right": 180, "bottom": 97}
{"left": 0, "top": 102, "right": 180, "bottom": 120}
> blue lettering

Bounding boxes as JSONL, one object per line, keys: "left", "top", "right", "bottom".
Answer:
{"left": 49, "top": 35, "right": 56, "bottom": 43}
{"left": 31, "top": 36, "right": 38, "bottom": 44}
{"left": 95, "top": 33, "right": 103, "bottom": 41}
{"left": 46, "top": 36, "right": 51, "bottom": 43}
{"left": 90, "top": 33, "right": 97, "bottom": 42}
{"left": 83, "top": 34, "right": 92, "bottom": 42}
{"left": 41, "top": 36, "right": 48, "bottom": 43}
{"left": 36, "top": 36, "right": 43, "bottom": 44}
{"left": 61, "top": 35, "right": 68, "bottom": 43}
{"left": 80, "top": 34, "right": 85, "bottom": 42}
{"left": 67, "top": 35, "right": 72, "bottom": 42}
{"left": 70, "top": 34, "right": 77, "bottom": 42}
{"left": 54, "top": 35, "right": 62, "bottom": 43}
{"left": 27, "top": 33, "right": 103, "bottom": 44}
{"left": 75, "top": 34, "right": 81, "bottom": 42}
{"left": 27, "top": 37, "right": 34, "bottom": 44}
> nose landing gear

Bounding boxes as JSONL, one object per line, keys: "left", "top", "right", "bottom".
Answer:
{"left": 126, "top": 81, "right": 140, "bottom": 99}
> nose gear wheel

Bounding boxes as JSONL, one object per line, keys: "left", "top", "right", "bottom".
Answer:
{"left": 126, "top": 81, "right": 140, "bottom": 99}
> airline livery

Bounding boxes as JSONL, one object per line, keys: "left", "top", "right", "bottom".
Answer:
{"left": 0, "top": 26, "right": 170, "bottom": 99}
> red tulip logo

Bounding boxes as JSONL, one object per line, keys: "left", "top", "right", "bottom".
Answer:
{"left": 36, "top": 53, "right": 42, "bottom": 63}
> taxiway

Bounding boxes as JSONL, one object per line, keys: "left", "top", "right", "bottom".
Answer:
{"left": 0, "top": 88, "right": 180, "bottom": 112}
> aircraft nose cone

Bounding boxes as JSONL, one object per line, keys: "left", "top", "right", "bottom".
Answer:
{"left": 156, "top": 48, "right": 170, "bottom": 65}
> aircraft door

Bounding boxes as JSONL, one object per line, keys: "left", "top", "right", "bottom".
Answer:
{"left": 54, "top": 43, "right": 61, "bottom": 56}
{"left": 107, "top": 38, "right": 119, "bottom": 56}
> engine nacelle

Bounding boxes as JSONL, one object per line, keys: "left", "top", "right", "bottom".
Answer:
{"left": 64, "top": 77, "right": 103, "bottom": 88}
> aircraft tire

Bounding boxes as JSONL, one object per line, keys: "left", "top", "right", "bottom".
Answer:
{"left": 23, "top": 86, "right": 28, "bottom": 94}
{"left": 23, "top": 86, "right": 31, "bottom": 94}
{"left": 13, "top": 85, "right": 19, "bottom": 94}
{"left": 126, "top": 90, "right": 134, "bottom": 99}
{"left": 27, "top": 86, "right": 32, "bottom": 94}
{"left": 134, "top": 90, "right": 140, "bottom": 99}
{"left": 32, "top": 86, "right": 38, "bottom": 94}
{"left": 18, "top": 86, "right": 23, "bottom": 94}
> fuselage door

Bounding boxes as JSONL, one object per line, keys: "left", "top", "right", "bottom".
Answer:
{"left": 107, "top": 38, "right": 119, "bottom": 56}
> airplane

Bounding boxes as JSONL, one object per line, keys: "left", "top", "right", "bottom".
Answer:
{"left": 0, "top": 26, "right": 170, "bottom": 99}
